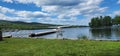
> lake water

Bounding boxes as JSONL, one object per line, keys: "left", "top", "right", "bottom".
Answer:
{"left": 3, "top": 27, "right": 120, "bottom": 40}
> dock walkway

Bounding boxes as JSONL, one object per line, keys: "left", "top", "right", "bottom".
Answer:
{"left": 29, "top": 29, "right": 58, "bottom": 37}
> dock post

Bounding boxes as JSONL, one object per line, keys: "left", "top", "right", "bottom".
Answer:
{"left": 0, "top": 28, "right": 2, "bottom": 41}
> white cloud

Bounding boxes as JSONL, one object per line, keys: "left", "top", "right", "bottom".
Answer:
{"left": 37, "top": 17, "right": 90, "bottom": 25}
{"left": 1, "top": 0, "right": 108, "bottom": 25}
{"left": 106, "top": 10, "right": 120, "bottom": 18}
{"left": 0, "top": 6, "right": 49, "bottom": 18}
{"left": 42, "top": 6, "right": 58, "bottom": 13}
{"left": 0, "top": 6, "right": 15, "bottom": 13}
{"left": 41, "top": 0, "right": 107, "bottom": 20}
{"left": 0, "top": 6, "right": 50, "bottom": 22}
{"left": 0, "top": 13, "right": 31, "bottom": 21}
{"left": 10, "top": 0, "right": 80, "bottom": 6}
{"left": 113, "top": 10, "right": 120, "bottom": 15}
{"left": 3, "top": 0, "right": 13, "bottom": 3}
{"left": 117, "top": 0, "right": 120, "bottom": 4}
{"left": 16, "top": 11, "right": 50, "bottom": 18}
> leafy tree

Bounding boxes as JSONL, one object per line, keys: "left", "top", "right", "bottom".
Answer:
{"left": 89, "top": 17, "right": 101, "bottom": 28}
{"left": 89, "top": 16, "right": 112, "bottom": 28}
{"left": 99, "top": 16, "right": 103, "bottom": 26}
{"left": 113, "top": 15, "right": 120, "bottom": 25}
{"left": 103, "top": 16, "right": 112, "bottom": 26}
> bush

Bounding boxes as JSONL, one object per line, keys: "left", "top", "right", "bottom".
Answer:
{"left": 77, "top": 35, "right": 88, "bottom": 40}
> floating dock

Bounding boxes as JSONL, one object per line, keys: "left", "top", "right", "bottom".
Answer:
{"left": 29, "top": 29, "right": 58, "bottom": 37}
{"left": 3, "top": 35, "right": 12, "bottom": 38}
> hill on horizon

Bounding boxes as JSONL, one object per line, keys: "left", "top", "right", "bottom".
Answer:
{"left": 0, "top": 20, "right": 58, "bottom": 30}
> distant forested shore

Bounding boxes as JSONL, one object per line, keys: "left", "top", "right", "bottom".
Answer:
{"left": 89, "top": 15, "right": 120, "bottom": 28}
{"left": 0, "top": 20, "right": 86, "bottom": 30}
{"left": 0, "top": 20, "right": 58, "bottom": 30}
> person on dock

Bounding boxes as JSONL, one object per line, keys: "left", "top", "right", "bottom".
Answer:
{"left": 56, "top": 27, "right": 63, "bottom": 39}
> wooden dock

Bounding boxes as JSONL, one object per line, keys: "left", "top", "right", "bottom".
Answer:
{"left": 3, "top": 35, "right": 12, "bottom": 38}
{"left": 29, "top": 29, "right": 58, "bottom": 37}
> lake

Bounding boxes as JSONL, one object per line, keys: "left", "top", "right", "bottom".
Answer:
{"left": 3, "top": 27, "right": 120, "bottom": 40}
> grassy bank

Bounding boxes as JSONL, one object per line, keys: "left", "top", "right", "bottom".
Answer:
{"left": 0, "top": 38, "right": 120, "bottom": 56}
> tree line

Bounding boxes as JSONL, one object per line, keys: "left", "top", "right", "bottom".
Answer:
{"left": 89, "top": 15, "right": 120, "bottom": 28}
{"left": 0, "top": 20, "right": 57, "bottom": 30}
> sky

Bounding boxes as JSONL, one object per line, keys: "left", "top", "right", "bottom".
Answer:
{"left": 0, "top": 0, "right": 120, "bottom": 25}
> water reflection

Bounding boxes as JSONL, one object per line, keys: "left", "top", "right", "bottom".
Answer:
{"left": 90, "top": 28, "right": 112, "bottom": 40}
{"left": 113, "top": 29, "right": 120, "bottom": 39}
{"left": 2, "top": 27, "right": 120, "bottom": 40}
{"left": 56, "top": 30, "right": 63, "bottom": 39}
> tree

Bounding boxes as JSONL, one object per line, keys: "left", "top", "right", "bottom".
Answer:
{"left": 99, "top": 16, "right": 104, "bottom": 26}
{"left": 113, "top": 15, "right": 120, "bottom": 25}
{"left": 103, "top": 16, "right": 112, "bottom": 26}
{"left": 89, "top": 16, "right": 112, "bottom": 28}
{"left": 89, "top": 17, "right": 96, "bottom": 27}
{"left": 89, "top": 17, "right": 101, "bottom": 28}
{"left": 94, "top": 17, "right": 101, "bottom": 27}
{"left": 0, "top": 28, "right": 2, "bottom": 41}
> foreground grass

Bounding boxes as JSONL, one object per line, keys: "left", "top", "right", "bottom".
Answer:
{"left": 0, "top": 38, "right": 120, "bottom": 56}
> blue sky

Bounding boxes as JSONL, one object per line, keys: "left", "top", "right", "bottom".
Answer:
{"left": 0, "top": 0, "right": 120, "bottom": 25}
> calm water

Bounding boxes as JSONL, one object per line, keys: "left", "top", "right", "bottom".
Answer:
{"left": 3, "top": 27, "right": 120, "bottom": 40}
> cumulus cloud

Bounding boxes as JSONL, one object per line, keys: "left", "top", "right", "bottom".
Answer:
{"left": 118, "top": 0, "right": 120, "bottom": 4}
{"left": 0, "top": 6, "right": 49, "bottom": 18}
{"left": 37, "top": 17, "right": 86, "bottom": 25}
{"left": 107, "top": 10, "right": 120, "bottom": 18}
{"left": 16, "top": 11, "right": 50, "bottom": 18}
{"left": 3, "top": 0, "right": 13, "bottom": 3}
{"left": 1, "top": 0, "right": 108, "bottom": 25}
{"left": 0, "top": 6, "right": 15, "bottom": 13}
{"left": 113, "top": 10, "right": 120, "bottom": 15}
{"left": 41, "top": 0, "right": 107, "bottom": 19}
{"left": 6, "top": 0, "right": 80, "bottom": 6}
{"left": 37, "top": 17, "right": 91, "bottom": 25}
{"left": 0, "top": 13, "right": 31, "bottom": 21}
{"left": 0, "top": 6, "right": 51, "bottom": 21}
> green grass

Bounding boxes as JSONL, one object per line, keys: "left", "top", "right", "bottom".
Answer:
{"left": 0, "top": 38, "right": 120, "bottom": 56}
